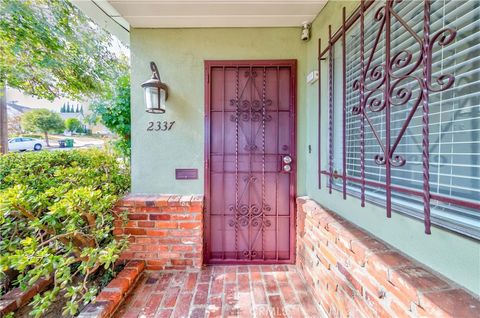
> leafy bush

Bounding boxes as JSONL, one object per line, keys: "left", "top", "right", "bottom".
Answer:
{"left": 89, "top": 70, "right": 131, "bottom": 158}
{"left": 0, "top": 149, "right": 130, "bottom": 317}
{"left": 64, "top": 118, "right": 83, "bottom": 133}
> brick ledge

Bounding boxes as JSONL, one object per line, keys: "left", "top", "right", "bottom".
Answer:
{"left": 118, "top": 194, "right": 203, "bottom": 208}
{"left": 114, "top": 194, "right": 204, "bottom": 270}
{"left": 78, "top": 260, "right": 145, "bottom": 318}
{"left": 0, "top": 278, "right": 52, "bottom": 316}
{"left": 296, "top": 197, "right": 480, "bottom": 318}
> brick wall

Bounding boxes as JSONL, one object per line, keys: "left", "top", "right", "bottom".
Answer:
{"left": 296, "top": 197, "right": 480, "bottom": 318}
{"left": 114, "top": 195, "right": 203, "bottom": 270}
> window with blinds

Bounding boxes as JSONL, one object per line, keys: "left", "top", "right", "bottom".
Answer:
{"left": 330, "top": 0, "right": 479, "bottom": 238}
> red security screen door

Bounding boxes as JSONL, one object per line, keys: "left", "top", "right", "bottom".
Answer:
{"left": 205, "top": 60, "right": 296, "bottom": 264}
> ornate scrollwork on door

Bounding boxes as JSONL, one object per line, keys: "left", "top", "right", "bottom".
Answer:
{"left": 230, "top": 99, "right": 273, "bottom": 122}
{"left": 228, "top": 204, "right": 272, "bottom": 228}
{"left": 230, "top": 70, "right": 273, "bottom": 123}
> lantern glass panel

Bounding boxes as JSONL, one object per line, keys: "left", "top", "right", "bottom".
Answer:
{"left": 144, "top": 86, "right": 158, "bottom": 111}
{"left": 159, "top": 88, "right": 166, "bottom": 109}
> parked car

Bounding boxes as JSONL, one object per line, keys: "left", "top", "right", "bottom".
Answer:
{"left": 8, "top": 137, "right": 46, "bottom": 152}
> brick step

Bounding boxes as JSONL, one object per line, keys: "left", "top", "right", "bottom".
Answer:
{"left": 78, "top": 260, "right": 146, "bottom": 318}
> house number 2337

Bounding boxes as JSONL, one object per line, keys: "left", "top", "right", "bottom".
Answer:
{"left": 146, "top": 121, "right": 175, "bottom": 132}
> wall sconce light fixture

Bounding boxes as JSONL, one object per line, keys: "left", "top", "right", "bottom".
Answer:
{"left": 141, "top": 62, "right": 168, "bottom": 113}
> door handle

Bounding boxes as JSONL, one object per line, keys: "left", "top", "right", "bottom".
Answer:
{"left": 281, "top": 155, "right": 293, "bottom": 172}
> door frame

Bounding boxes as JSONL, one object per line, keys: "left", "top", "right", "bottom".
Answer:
{"left": 204, "top": 60, "right": 297, "bottom": 264}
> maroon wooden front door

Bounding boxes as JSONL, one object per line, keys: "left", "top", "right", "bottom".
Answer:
{"left": 205, "top": 60, "right": 296, "bottom": 264}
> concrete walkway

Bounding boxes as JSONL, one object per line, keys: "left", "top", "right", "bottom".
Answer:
{"left": 114, "top": 265, "right": 322, "bottom": 318}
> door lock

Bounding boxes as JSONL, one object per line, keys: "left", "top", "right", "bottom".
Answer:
{"left": 282, "top": 155, "right": 293, "bottom": 172}
{"left": 283, "top": 155, "right": 292, "bottom": 164}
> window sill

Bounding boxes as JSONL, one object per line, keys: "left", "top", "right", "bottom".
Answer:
{"left": 328, "top": 183, "right": 480, "bottom": 240}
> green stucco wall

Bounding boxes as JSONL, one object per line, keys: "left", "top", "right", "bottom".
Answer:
{"left": 130, "top": 1, "right": 479, "bottom": 294}
{"left": 130, "top": 28, "right": 308, "bottom": 196}
{"left": 304, "top": 1, "right": 480, "bottom": 294}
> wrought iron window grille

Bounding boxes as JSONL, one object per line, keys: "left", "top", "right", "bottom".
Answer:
{"left": 317, "top": 0, "right": 480, "bottom": 236}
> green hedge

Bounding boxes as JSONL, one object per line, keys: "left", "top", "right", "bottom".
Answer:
{"left": 0, "top": 149, "right": 130, "bottom": 317}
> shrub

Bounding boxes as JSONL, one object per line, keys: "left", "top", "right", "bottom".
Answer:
{"left": 0, "top": 149, "right": 130, "bottom": 317}
{"left": 89, "top": 70, "right": 131, "bottom": 158}
{"left": 64, "top": 118, "right": 83, "bottom": 133}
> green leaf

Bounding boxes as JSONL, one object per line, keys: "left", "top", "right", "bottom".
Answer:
{"left": 0, "top": 149, "right": 130, "bottom": 316}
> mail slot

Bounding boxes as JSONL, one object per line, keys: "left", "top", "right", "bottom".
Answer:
{"left": 175, "top": 169, "right": 198, "bottom": 180}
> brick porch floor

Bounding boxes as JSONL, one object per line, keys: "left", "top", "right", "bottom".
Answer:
{"left": 114, "top": 265, "right": 322, "bottom": 318}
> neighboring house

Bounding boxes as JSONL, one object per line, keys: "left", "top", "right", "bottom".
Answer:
{"left": 60, "top": 104, "right": 112, "bottom": 135}
{"left": 89, "top": 122, "right": 112, "bottom": 135}
{"left": 60, "top": 111, "right": 85, "bottom": 123}
{"left": 6, "top": 101, "right": 33, "bottom": 134}
{"left": 6, "top": 101, "right": 32, "bottom": 118}
{"left": 79, "top": 0, "right": 480, "bottom": 317}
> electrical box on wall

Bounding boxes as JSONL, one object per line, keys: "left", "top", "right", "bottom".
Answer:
{"left": 307, "top": 70, "right": 319, "bottom": 84}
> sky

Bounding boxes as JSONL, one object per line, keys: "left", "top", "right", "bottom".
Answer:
{"left": 6, "top": 87, "right": 82, "bottom": 112}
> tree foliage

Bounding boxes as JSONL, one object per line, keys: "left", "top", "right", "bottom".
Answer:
{"left": 65, "top": 117, "right": 82, "bottom": 133}
{"left": 0, "top": 149, "right": 130, "bottom": 317}
{"left": 0, "top": 0, "right": 130, "bottom": 154}
{"left": 0, "top": 0, "right": 124, "bottom": 100}
{"left": 89, "top": 71, "right": 131, "bottom": 157}
{"left": 21, "top": 109, "right": 64, "bottom": 146}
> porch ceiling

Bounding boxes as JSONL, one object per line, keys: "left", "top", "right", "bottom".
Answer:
{"left": 106, "top": 0, "right": 328, "bottom": 28}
